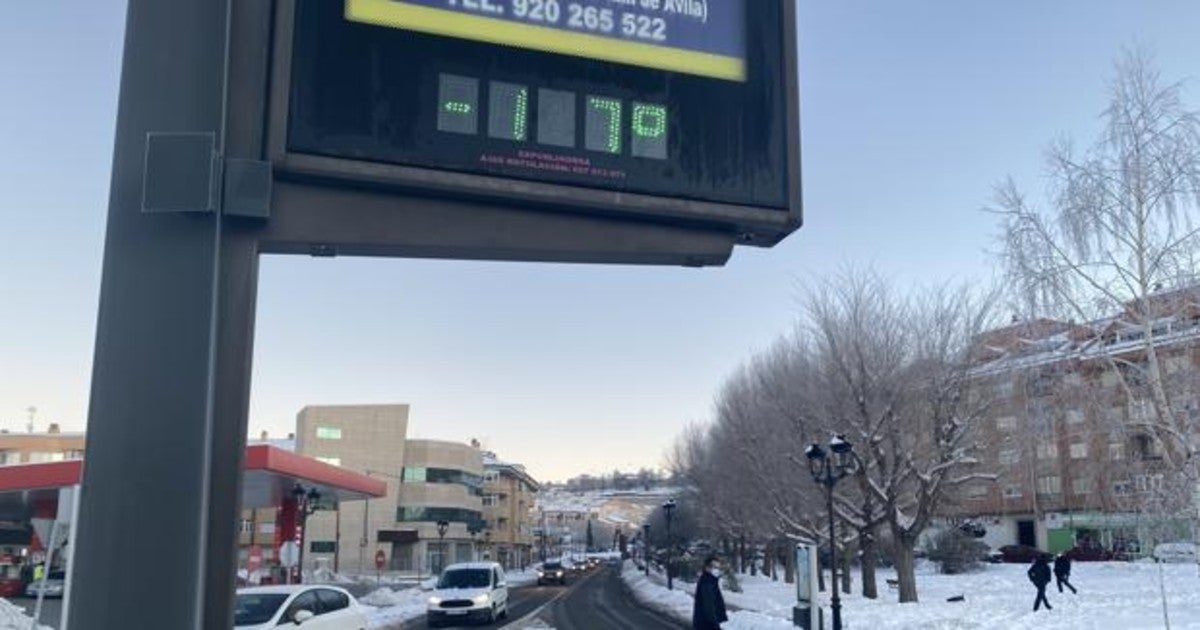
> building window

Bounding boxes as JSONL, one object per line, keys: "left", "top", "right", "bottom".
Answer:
{"left": 1108, "top": 442, "right": 1125, "bottom": 461}
{"left": 998, "top": 449, "right": 1020, "bottom": 465}
{"left": 0, "top": 451, "right": 18, "bottom": 466}
{"left": 1036, "top": 443, "right": 1058, "bottom": 460}
{"left": 1036, "top": 476, "right": 1061, "bottom": 495}
{"left": 482, "top": 495, "right": 496, "bottom": 507}
{"left": 1069, "top": 443, "right": 1088, "bottom": 459}
{"left": 316, "top": 426, "right": 343, "bottom": 440}
{"left": 316, "top": 456, "right": 341, "bottom": 467}
{"left": 310, "top": 541, "right": 337, "bottom": 553}
{"left": 966, "top": 485, "right": 988, "bottom": 498}
{"left": 403, "top": 467, "right": 482, "bottom": 488}
{"left": 28, "top": 452, "right": 66, "bottom": 464}
{"left": 1112, "top": 481, "right": 1133, "bottom": 496}
{"left": 1072, "top": 478, "right": 1091, "bottom": 495}
{"left": 239, "top": 519, "right": 253, "bottom": 534}
{"left": 996, "top": 416, "right": 1017, "bottom": 431}
{"left": 396, "top": 506, "right": 484, "bottom": 525}
{"left": 484, "top": 471, "right": 500, "bottom": 483}
{"left": 1066, "top": 409, "right": 1085, "bottom": 424}
{"left": 1003, "top": 485, "right": 1023, "bottom": 499}
{"left": 1135, "top": 474, "right": 1164, "bottom": 494}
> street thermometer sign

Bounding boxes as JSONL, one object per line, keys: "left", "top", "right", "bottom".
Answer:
{"left": 269, "top": 0, "right": 802, "bottom": 254}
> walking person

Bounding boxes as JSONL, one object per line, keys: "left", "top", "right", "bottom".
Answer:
{"left": 1028, "top": 554, "right": 1053, "bottom": 611}
{"left": 1053, "top": 554, "right": 1077, "bottom": 594}
{"left": 692, "top": 556, "right": 728, "bottom": 630}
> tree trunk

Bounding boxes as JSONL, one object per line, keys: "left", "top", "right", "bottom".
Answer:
{"left": 817, "top": 542, "right": 826, "bottom": 592}
{"left": 894, "top": 538, "right": 919, "bottom": 603}
{"left": 860, "top": 532, "right": 879, "bottom": 600}
{"left": 784, "top": 543, "right": 796, "bottom": 584}
{"left": 840, "top": 545, "right": 852, "bottom": 594}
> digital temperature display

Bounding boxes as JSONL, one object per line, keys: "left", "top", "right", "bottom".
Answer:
{"left": 285, "top": 0, "right": 791, "bottom": 211}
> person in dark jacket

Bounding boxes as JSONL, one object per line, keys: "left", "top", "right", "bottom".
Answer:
{"left": 692, "top": 556, "right": 728, "bottom": 630}
{"left": 1053, "top": 554, "right": 1077, "bottom": 594}
{"left": 1028, "top": 554, "right": 1053, "bottom": 611}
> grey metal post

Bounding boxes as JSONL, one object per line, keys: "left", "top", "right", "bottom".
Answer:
{"left": 67, "top": 1, "right": 268, "bottom": 628}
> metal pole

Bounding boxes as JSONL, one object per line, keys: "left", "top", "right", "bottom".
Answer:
{"left": 666, "top": 515, "right": 673, "bottom": 590}
{"left": 31, "top": 520, "right": 58, "bottom": 630}
{"left": 826, "top": 461, "right": 842, "bottom": 630}
{"left": 334, "top": 505, "right": 341, "bottom": 574}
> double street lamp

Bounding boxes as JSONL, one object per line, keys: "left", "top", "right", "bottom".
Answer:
{"left": 662, "top": 499, "right": 677, "bottom": 591}
{"left": 291, "top": 484, "right": 321, "bottom": 584}
{"left": 805, "top": 436, "right": 858, "bottom": 630}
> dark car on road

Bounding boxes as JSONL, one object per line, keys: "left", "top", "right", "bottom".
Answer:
{"left": 537, "top": 561, "right": 567, "bottom": 586}
{"left": 998, "top": 544, "right": 1044, "bottom": 563}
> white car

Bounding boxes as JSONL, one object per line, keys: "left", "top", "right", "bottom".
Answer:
{"left": 426, "top": 562, "right": 510, "bottom": 627}
{"left": 234, "top": 585, "right": 367, "bottom": 629}
{"left": 1153, "top": 542, "right": 1198, "bottom": 563}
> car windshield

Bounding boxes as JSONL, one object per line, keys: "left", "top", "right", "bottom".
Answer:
{"left": 234, "top": 593, "right": 289, "bottom": 626}
{"left": 544, "top": 562, "right": 562, "bottom": 570}
{"left": 438, "top": 568, "right": 491, "bottom": 589}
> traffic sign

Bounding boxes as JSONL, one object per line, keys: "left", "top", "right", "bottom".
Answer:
{"left": 279, "top": 542, "right": 300, "bottom": 568}
{"left": 375, "top": 549, "right": 387, "bottom": 571}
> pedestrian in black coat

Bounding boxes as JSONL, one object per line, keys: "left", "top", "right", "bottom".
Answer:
{"left": 692, "top": 556, "right": 728, "bottom": 630}
{"left": 1028, "top": 554, "right": 1053, "bottom": 611}
{"left": 1053, "top": 554, "right": 1077, "bottom": 594}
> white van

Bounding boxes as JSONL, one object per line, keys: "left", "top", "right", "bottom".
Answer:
{"left": 426, "top": 562, "right": 509, "bottom": 627}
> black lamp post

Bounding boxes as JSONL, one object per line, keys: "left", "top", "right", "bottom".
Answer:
{"left": 435, "top": 520, "right": 450, "bottom": 575}
{"left": 805, "top": 436, "right": 858, "bottom": 630}
{"left": 662, "top": 499, "right": 677, "bottom": 590}
{"left": 292, "top": 484, "right": 321, "bottom": 584}
{"left": 642, "top": 523, "right": 651, "bottom": 577}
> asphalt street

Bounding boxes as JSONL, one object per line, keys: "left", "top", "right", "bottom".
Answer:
{"left": 406, "top": 566, "right": 685, "bottom": 630}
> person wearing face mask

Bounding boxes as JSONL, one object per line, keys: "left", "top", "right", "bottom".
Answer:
{"left": 692, "top": 556, "right": 728, "bottom": 629}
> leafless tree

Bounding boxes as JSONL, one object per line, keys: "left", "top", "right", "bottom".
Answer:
{"left": 991, "top": 49, "right": 1200, "bottom": 533}
{"left": 803, "top": 271, "right": 997, "bottom": 603}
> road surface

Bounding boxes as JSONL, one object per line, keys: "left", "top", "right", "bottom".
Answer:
{"left": 405, "top": 566, "right": 685, "bottom": 629}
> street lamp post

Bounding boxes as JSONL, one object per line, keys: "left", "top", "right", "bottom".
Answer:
{"left": 642, "top": 524, "right": 651, "bottom": 577}
{"left": 435, "top": 520, "right": 450, "bottom": 576}
{"left": 805, "top": 436, "right": 858, "bottom": 630}
{"left": 662, "top": 499, "right": 677, "bottom": 590}
{"left": 292, "top": 484, "right": 321, "bottom": 584}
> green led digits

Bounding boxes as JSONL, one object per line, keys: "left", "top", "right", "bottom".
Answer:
{"left": 586, "top": 96, "right": 622, "bottom": 154}
{"left": 632, "top": 104, "right": 666, "bottom": 138}
{"left": 514, "top": 88, "right": 528, "bottom": 140}
{"left": 444, "top": 101, "right": 473, "bottom": 114}
{"left": 488, "top": 82, "right": 530, "bottom": 142}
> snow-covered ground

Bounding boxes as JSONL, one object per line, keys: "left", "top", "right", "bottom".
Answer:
{"left": 0, "top": 599, "right": 52, "bottom": 630}
{"left": 622, "top": 559, "right": 1200, "bottom": 629}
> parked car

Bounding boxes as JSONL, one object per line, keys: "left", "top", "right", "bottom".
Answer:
{"left": 1154, "top": 542, "right": 1198, "bottom": 563}
{"left": 537, "top": 561, "right": 567, "bottom": 586}
{"left": 23, "top": 571, "right": 66, "bottom": 598}
{"left": 234, "top": 585, "right": 367, "bottom": 629}
{"left": 426, "top": 562, "right": 509, "bottom": 627}
{"left": 998, "top": 544, "right": 1044, "bottom": 563}
{"left": 1062, "top": 545, "right": 1118, "bottom": 562}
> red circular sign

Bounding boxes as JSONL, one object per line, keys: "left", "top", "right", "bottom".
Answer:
{"left": 374, "top": 550, "right": 387, "bottom": 570}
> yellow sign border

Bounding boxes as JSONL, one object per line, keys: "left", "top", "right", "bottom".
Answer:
{"left": 345, "top": 0, "right": 746, "bottom": 82}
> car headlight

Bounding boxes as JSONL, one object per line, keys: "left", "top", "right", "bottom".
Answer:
{"left": 537, "top": 571, "right": 544, "bottom": 577}
{"left": 472, "top": 594, "right": 489, "bottom": 604}
{"left": 428, "top": 596, "right": 442, "bottom": 606}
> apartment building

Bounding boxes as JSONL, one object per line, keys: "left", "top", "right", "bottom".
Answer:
{"left": 481, "top": 452, "right": 539, "bottom": 570}
{"left": 955, "top": 289, "right": 1200, "bottom": 555}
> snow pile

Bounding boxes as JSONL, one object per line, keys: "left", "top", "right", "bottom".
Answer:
{"left": 506, "top": 568, "right": 540, "bottom": 588}
{"left": 0, "top": 599, "right": 52, "bottom": 630}
{"left": 361, "top": 587, "right": 432, "bottom": 630}
{"left": 622, "top": 560, "right": 1200, "bottom": 629}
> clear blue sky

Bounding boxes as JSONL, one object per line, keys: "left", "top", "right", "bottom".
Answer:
{"left": 2, "top": 1, "right": 1198, "bottom": 482}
